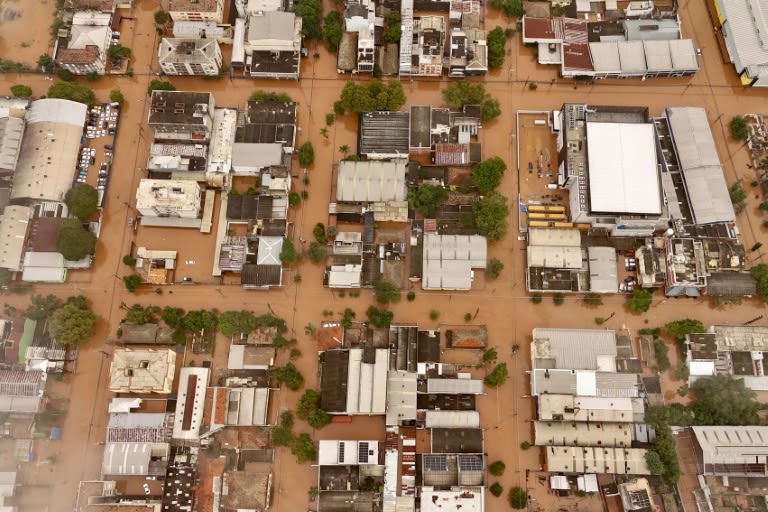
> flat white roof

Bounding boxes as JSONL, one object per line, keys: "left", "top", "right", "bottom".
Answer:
{"left": 318, "top": 440, "right": 379, "bottom": 465}
{"left": 420, "top": 488, "right": 483, "bottom": 512}
{"left": 692, "top": 426, "right": 768, "bottom": 467}
{"left": 586, "top": 122, "right": 661, "bottom": 215}
{"left": 172, "top": 367, "right": 209, "bottom": 441}
{"left": 425, "top": 410, "right": 480, "bottom": 428}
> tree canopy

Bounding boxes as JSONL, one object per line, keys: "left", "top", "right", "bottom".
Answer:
{"left": 65, "top": 183, "right": 98, "bottom": 219}
{"left": 337, "top": 80, "right": 406, "bottom": 113}
{"left": 273, "top": 363, "right": 305, "bottom": 390}
{"left": 442, "top": 82, "right": 501, "bottom": 122}
{"left": 124, "top": 304, "right": 157, "bottom": 324}
{"left": 731, "top": 115, "right": 749, "bottom": 140}
{"left": 489, "top": 0, "right": 523, "bottom": 16}
{"left": 291, "top": 433, "right": 317, "bottom": 463}
{"left": 292, "top": 0, "right": 322, "bottom": 39}
{"left": 750, "top": 263, "right": 768, "bottom": 302}
{"left": 25, "top": 294, "right": 63, "bottom": 320}
{"left": 10, "top": 85, "right": 32, "bottom": 98}
{"left": 627, "top": 288, "right": 653, "bottom": 313}
{"left": 486, "top": 258, "right": 504, "bottom": 280}
{"left": 306, "top": 242, "right": 327, "bottom": 263}
{"left": 408, "top": 183, "right": 447, "bottom": 217}
{"left": 49, "top": 303, "right": 97, "bottom": 346}
{"left": 509, "top": 487, "right": 527, "bottom": 509}
{"left": 162, "top": 306, "right": 185, "bottom": 328}
{"left": 374, "top": 280, "right": 401, "bottom": 305}
{"left": 484, "top": 363, "right": 508, "bottom": 387}
{"left": 48, "top": 82, "right": 95, "bottom": 106}
{"left": 123, "top": 274, "right": 141, "bottom": 292}
{"left": 322, "top": 10, "right": 343, "bottom": 52}
{"left": 147, "top": 79, "right": 176, "bottom": 96}
{"left": 219, "top": 310, "right": 257, "bottom": 337}
{"left": 382, "top": 10, "right": 401, "bottom": 43}
{"left": 56, "top": 218, "right": 96, "bottom": 261}
{"left": 471, "top": 157, "right": 506, "bottom": 194}
{"left": 107, "top": 44, "right": 132, "bottom": 62}
{"left": 690, "top": 374, "right": 762, "bottom": 425}
{"left": 181, "top": 310, "right": 218, "bottom": 333}
{"left": 249, "top": 90, "right": 293, "bottom": 102}
{"left": 298, "top": 141, "right": 315, "bottom": 166}
{"left": 280, "top": 238, "right": 298, "bottom": 264}
{"left": 487, "top": 27, "right": 506, "bottom": 69}
{"left": 473, "top": 192, "right": 509, "bottom": 241}
{"left": 296, "top": 389, "right": 332, "bottom": 428}
{"left": 109, "top": 89, "right": 125, "bottom": 104}
{"left": 366, "top": 306, "right": 394, "bottom": 328}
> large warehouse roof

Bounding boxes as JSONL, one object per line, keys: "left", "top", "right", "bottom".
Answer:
{"left": 665, "top": 107, "right": 735, "bottom": 224}
{"left": 336, "top": 160, "right": 406, "bottom": 202}
{"left": 586, "top": 122, "right": 661, "bottom": 215}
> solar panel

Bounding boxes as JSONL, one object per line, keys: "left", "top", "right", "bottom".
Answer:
{"left": 424, "top": 454, "right": 447, "bottom": 471}
{"left": 458, "top": 455, "right": 483, "bottom": 471}
{"left": 338, "top": 442, "right": 345, "bottom": 463}
{"left": 358, "top": 442, "right": 369, "bottom": 463}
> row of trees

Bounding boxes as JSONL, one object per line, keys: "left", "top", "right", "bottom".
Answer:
{"left": 335, "top": 80, "right": 407, "bottom": 114}
{"left": 442, "top": 81, "right": 501, "bottom": 122}
{"left": 25, "top": 294, "right": 97, "bottom": 346}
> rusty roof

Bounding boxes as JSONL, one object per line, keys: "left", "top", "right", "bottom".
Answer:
{"left": 56, "top": 45, "right": 100, "bottom": 64}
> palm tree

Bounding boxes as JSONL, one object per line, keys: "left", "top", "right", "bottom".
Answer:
{"left": 339, "top": 144, "right": 350, "bottom": 156}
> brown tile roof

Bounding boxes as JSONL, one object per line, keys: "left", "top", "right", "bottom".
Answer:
{"left": 64, "top": 0, "right": 114, "bottom": 10}
{"left": 316, "top": 322, "right": 344, "bottom": 351}
{"left": 169, "top": 0, "right": 220, "bottom": 13}
{"left": 56, "top": 45, "right": 100, "bottom": 65}
{"left": 562, "top": 19, "right": 593, "bottom": 72}
{"left": 523, "top": 17, "right": 558, "bottom": 39}
{"left": 26, "top": 218, "right": 62, "bottom": 253}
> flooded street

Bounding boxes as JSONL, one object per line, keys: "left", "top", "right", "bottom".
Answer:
{"left": 0, "top": 0, "right": 767, "bottom": 509}
{"left": 0, "top": 0, "right": 55, "bottom": 67}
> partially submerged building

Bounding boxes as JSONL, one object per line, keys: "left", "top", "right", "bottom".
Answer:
{"left": 421, "top": 234, "right": 486, "bottom": 290}
{"left": 686, "top": 326, "right": 768, "bottom": 391}
{"left": 148, "top": 91, "right": 215, "bottom": 142}
{"left": 135, "top": 179, "right": 203, "bottom": 228}
{"left": 331, "top": 160, "right": 408, "bottom": 222}
{"left": 158, "top": 38, "right": 223, "bottom": 76}
{"left": 108, "top": 348, "right": 176, "bottom": 394}
{"left": 319, "top": 349, "right": 389, "bottom": 415}
{"left": 54, "top": 11, "right": 112, "bottom": 75}
{"left": 244, "top": 11, "right": 302, "bottom": 79}
{"left": 711, "top": 0, "right": 768, "bottom": 86}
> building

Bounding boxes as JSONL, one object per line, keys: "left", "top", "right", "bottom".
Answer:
{"left": 11, "top": 99, "right": 87, "bottom": 204}
{"left": 101, "top": 442, "right": 170, "bottom": 477}
{"left": 711, "top": 0, "right": 768, "bottom": 86}
{"left": 207, "top": 379, "right": 271, "bottom": 428}
{"left": 332, "top": 160, "right": 408, "bottom": 222}
{"left": 403, "top": 16, "right": 445, "bottom": 77}
{"left": 135, "top": 179, "right": 203, "bottom": 224}
{"left": 158, "top": 38, "right": 222, "bottom": 76}
{"left": 0, "top": 206, "right": 31, "bottom": 271}
{"left": 227, "top": 345, "right": 275, "bottom": 370}
{"left": 0, "top": 369, "right": 46, "bottom": 413}
{"left": 685, "top": 326, "right": 768, "bottom": 391}
{"left": 0, "top": 108, "right": 26, "bottom": 179}
{"left": 244, "top": 11, "right": 302, "bottom": 79}
{"left": 108, "top": 348, "right": 176, "bottom": 394}
{"left": 421, "top": 234, "right": 487, "bottom": 290}
{"left": 106, "top": 412, "right": 172, "bottom": 443}
{"left": 546, "top": 446, "right": 651, "bottom": 475}
{"left": 358, "top": 111, "right": 411, "bottom": 159}
{"left": 172, "top": 367, "right": 209, "bottom": 443}
{"left": 168, "top": 0, "right": 225, "bottom": 23}
{"left": 148, "top": 91, "right": 215, "bottom": 141}
{"left": 241, "top": 236, "right": 285, "bottom": 289}
{"left": 340, "top": 0, "right": 378, "bottom": 73}
{"left": 318, "top": 440, "right": 382, "bottom": 512}
{"left": 319, "top": 349, "right": 389, "bottom": 415}
{"left": 691, "top": 426, "right": 768, "bottom": 476}
{"left": 522, "top": 16, "right": 698, "bottom": 79}
{"left": 54, "top": 11, "right": 112, "bottom": 75}
{"left": 235, "top": 100, "right": 297, "bottom": 155}
{"left": 447, "top": 22, "right": 487, "bottom": 77}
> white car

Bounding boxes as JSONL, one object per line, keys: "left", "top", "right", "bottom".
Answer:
{"left": 143, "top": 483, "right": 151, "bottom": 495}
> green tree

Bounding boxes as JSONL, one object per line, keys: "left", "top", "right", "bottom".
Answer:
{"left": 322, "top": 10, "right": 343, "bottom": 52}
{"left": 181, "top": 309, "right": 218, "bottom": 333}
{"left": 489, "top": 0, "right": 523, "bottom": 16}
{"left": 109, "top": 89, "right": 125, "bottom": 104}
{"left": 663, "top": 319, "right": 705, "bottom": 354}
{"left": 482, "top": 348, "right": 498, "bottom": 364}
{"left": 473, "top": 192, "right": 509, "bottom": 241}
{"left": 48, "top": 82, "right": 95, "bottom": 106}
{"left": 10, "top": 85, "right": 32, "bottom": 97}
{"left": 382, "top": 10, "right": 402, "bottom": 43}
{"left": 56, "top": 218, "right": 96, "bottom": 260}
{"left": 338, "top": 79, "right": 406, "bottom": 113}
{"left": 292, "top": 0, "right": 322, "bottom": 39}
{"left": 272, "top": 411, "right": 295, "bottom": 446}
{"left": 484, "top": 363, "right": 508, "bottom": 387}
{"left": 296, "top": 390, "right": 332, "bottom": 428}
{"left": 56, "top": 69, "right": 75, "bottom": 82}
{"left": 49, "top": 303, "right": 97, "bottom": 345}
{"left": 280, "top": 238, "right": 298, "bottom": 264}
{"left": 154, "top": 9, "right": 170, "bottom": 24}
{"left": 273, "top": 363, "right": 305, "bottom": 390}
{"left": 751, "top": 263, "right": 768, "bottom": 302}
{"left": 488, "top": 460, "right": 506, "bottom": 476}
{"left": 0, "top": 268, "right": 12, "bottom": 287}
{"left": 249, "top": 90, "right": 293, "bottom": 102}
{"left": 313, "top": 223, "right": 327, "bottom": 244}
{"left": 408, "top": 183, "right": 447, "bottom": 217}
{"left": 509, "top": 487, "right": 527, "bottom": 509}
{"left": 583, "top": 292, "right": 603, "bottom": 307}
{"left": 147, "top": 79, "right": 176, "bottom": 96}
{"left": 730, "top": 182, "right": 747, "bottom": 212}
{"left": 690, "top": 374, "right": 761, "bottom": 425}
{"left": 471, "top": 156, "right": 506, "bottom": 194}
{"left": 443, "top": 81, "right": 486, "bottom": 108}
{"left": 627, "top": 288, "right": 653, "bottom": 313}
{"left": 487, "top": 27, "right": 506, "bottom": 69}
{"left": 298, "top": 141, "right": 315, "bottom": 166}
{"left": 24, "top": 294, "right": 63, "bottom": 320}
{"left": 645, "top": 451, "right": 665, "bottom": 475}
{"left": 37, "top": 54, "right": 54, "bottom": 71}
{"left": 490, "top": 483, "right": 503, "bottom": 497}
{"left": 730, "top": 115, "right": 749, "bottom": 140}
{"left": 553, "top": 293, "right": 565, "bottom": 305}
{"left": 307, "top": 242, "right": 327, "bottom": 263}
{"left": 486, "top": 258, "right": 504, "bottom": 280}
{"left": 219, "top": 310, "right": 257, "bottom": 337}
{"left": 374, "top": 280, "right": 401, "bottom": 305}
{"left": 482, "top": 97, "right": 502, "bottom": 122}
{"left": 162, "top": 306, "right": 185, "bottom": 328}
{"left": 107, "top": 44, "right": 132, "bottom": 62}
{"left": 123, "top": 274, "right": 141, "bottom": 292}
{"left": 653, "top": 339, "right": 671, "bottom": 372}
{"left": 65, "top": 295, "right": 88, "bottom": 310}
{"left": 366, "top": 306, "right": 394, "bottom": 328}
{"left": 291, "top": 433, "right": 317, "bottom": 463}
{"left": 64, "top": 183, "right": 98, "bottom": 219}
{"left": 124, "top": 304, "right": 157, "bottom": 324}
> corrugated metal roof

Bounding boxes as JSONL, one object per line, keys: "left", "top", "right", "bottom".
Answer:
{"left": 425, "top": 410, "right": 480, "bottom": 428}
{"left": 588, "top": 246, "right": 618, "bottom": 293}
{"left": 427, "top": 378, "right": 483, "bottom": 394}
{"left": 336, "top": 161, "right": 407, "bottom": 202}
{"left": 532, "top": 328, "right": 618, "bottom": 370}
{"left": 666, "top": 107, "right": 735, "bottom": 224}
{"left": 692, "top": 426, "right": 768, "bottom": 466}
{"left": 718, "top": 0, "right": 768, "bottom": 75}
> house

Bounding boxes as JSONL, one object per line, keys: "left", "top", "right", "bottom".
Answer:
{"left": 147, "top": 91, "right": 215, "bottom": 141}
{"left": 319, "top": 349, "right": 389, "bottom": 415}
{"left": 447, "top": 22, "right": 487, "bottom": 77}
{"left": 341, "top": 0, "right": 378, "bottom": 73}
{"left": 241, "top": 236, "right": 284, "bottom": 289}
{"left": 421, "top": 234, "right": 487, "bottom": 291}
{"left": 318, "top": 440, "right": 383, "bottom": 512}
{"left": 691, "top": 426, "right": 768, "bottom": 476}
{"left": 158, "top": 38, "right": 223, "bottom": 76}
{"left": 54, "top": 12, "right": 112, "bottom": 75}
{"left": 401, "top": 16, "right": 445, "bottom": 77}
{"left": 108, "top": 348, "right": 176, "bottom": 394}
{"left": 11, "top": 99, "right": 87, "bottom": 204}
{"left": 325, "top": 232, "right": 364, "bottom": 288}
{"left": 135, "top": 179, "right": 203, "bottom": 228}
{"left": 0, "top": 369, "right": 46, "bottom": 413}
{"left": 244, "top": 11, "right": 303, "bottom": 79}
{"left": 172, "top": 367, "right": 209, "bottom": 443}
{"left": 711, "top": 0, "right": 768, "bottom": 86}
{"left": 168, "top": 0, "right": 225, "bottom": 23}
{"left": 227, "top": 345, "right": 275, "bottom": 370}
{"left": 207, "top": 378, "right": 271, "bottom": 428}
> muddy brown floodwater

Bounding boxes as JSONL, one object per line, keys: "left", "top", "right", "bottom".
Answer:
{"left": 1, "top": 0, "right": 768, "bottom": 510}
{"left": 0, "top": 0, "right": 56, "bottom": 67}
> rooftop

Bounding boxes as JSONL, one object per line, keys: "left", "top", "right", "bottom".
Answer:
{"left": 158, "top": 38, "right": 221, "bottom": 65}
{"left": 169, "top": 0, "right": 220, "bottom": 13}
{"left": 148, "top": 91, "right": 212, "bottom": 126}
{"left": 108, "top": 349, "right": 176, "bottom": 394}
{"left": 336, "top": 161, "right": 407, "bottom": 203}
{"left": 532, "top": 328, "right": 618, "bottom": 370}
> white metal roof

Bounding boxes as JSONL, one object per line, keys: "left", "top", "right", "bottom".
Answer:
{"left": 669, "top": 39, "right": 699, "bottom": 71}
{"left": 586, "top": 122, "right": 661, "bottom": 214}
{"left": 386, "top": 371, "right": 417, "bottom": 425}
{"left": 336, "top": 160, "right": 407, "bottom": 202}
{"left": 718, "top": 0, "right": 768, "bottom": 75}
{"left": 527, "top": 245, "right": 583, "bottom": 269}
{"left": 427, "top": 378, "right": 483, "bottom": 394}
{"left": 422, "top": 234, "right": 487, "bottom": 291}
{"left": 318, "top": 440, "right": 379, "bottom": 465}
{"left": 589, "top": 42, "right": 621, "bottom": 73}
{"left": 528, "top": 227, "right": 581, "bottom": 246}
{"left": 257, "top": 236, "right": 283, "bottom": 266}
{"left": 643, "top": 40, "right": 673, "bottom": 71}
{"left": 587, "top": 246, "right": 618, "bottom": 293}
{"left": 346, "top": 349, "right": 388, "bottom": 415}
{"left": 617, "top": 41, "right": 647, "bottom": 72}
{"left": 546, "top": 446, "right": 650, "bottom": 474}
{"left": 172, "top": 367, "right": 209, "bottom": 440}
{"left": 665, "top": 107, "right": 735, "bottom": 224}
{"left": 692, "top": 426, "right": 768, "bottom": 467}
{"left": 0, "top": 206, "right": 30, "bottom": 271}
{"left": 532, "top": 328, "right": 618, "bottom": 370}
{"left": 425, "top": 410, "right": 480, "bottom": 428}
{"left": 420, "top": 489, "right": 483, "bottom": 512}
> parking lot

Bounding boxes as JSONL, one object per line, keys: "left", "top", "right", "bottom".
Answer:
{"left": 77, "top": 103, "right": 121, "bottom": 207}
